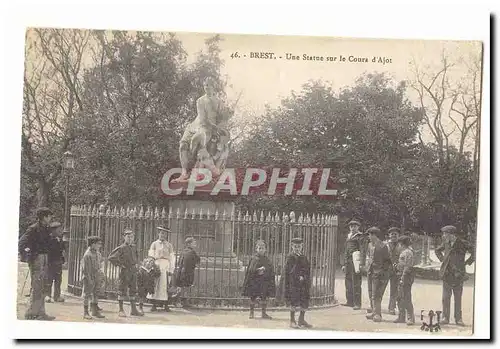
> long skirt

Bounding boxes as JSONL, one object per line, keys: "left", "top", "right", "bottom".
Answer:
{"left": 148, "top": 259, "right": 170, "bottom": 301}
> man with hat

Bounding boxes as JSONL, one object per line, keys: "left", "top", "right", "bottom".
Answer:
{"left": 341, "top": 219, "right": 365, "bottom": 310}
{"left": 18, "top": 207, "right": 56, "bottom": 320}
{"left": 435, "top": 225, "right": 475, "bottom": 326}
{"left": 147, "top": 226, "right": 176, "bottom": 312}
{"left": 45, "top": 221, "right": 66, "bottom": 303}
{"left": 385, "top": 227, "right": 403, "bottom": 315}
{"left": 364, "top": 227, "right": 393, "bottom": 322}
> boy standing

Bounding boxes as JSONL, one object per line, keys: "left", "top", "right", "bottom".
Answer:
{"left": 137, "top": 256, "right": 161, "bottom": 314}
{"left": 81, "top": 236, "right": 105, "bottom": 319}
{"left": 175, "top": 237, "right": 201, "bottom": 309}
{"left": 386, "top": 227, "right": 402, "bottom": 315}
{"left": 393, "top": 235, "right": 415, "bottom": 325}
{"left": 108, "top": 230, "right": 143, "bottom": 317}
{"left": 435, "top": 225, "right": 474, "bottom": 326}
{"left": 341, "top": 220, "right": 364, "bottom": 310}
{"left": 365, "top": 227, "right": 393, "bottom": 323}
{"left": 45, "top": 221, "right": 66, "bottom": 303}
{"left": 284, "top": 237, "right": 312, "bottom": 329}
{"left": 242, "top": 240, "right": 276, "bottom": 319}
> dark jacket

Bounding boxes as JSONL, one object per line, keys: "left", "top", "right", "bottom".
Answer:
{"left": 435, "top": 238, "right": 474, "bottom": 282}
{"left": 342, "top": 232, "right": 365, "bottom": 266}
{"left": 48, "top": 237, "right": 65, "bottom": 266}
{"left": 137, "top": 265, "right": 161, "bottom": 297}
{"left": 108, "top": 243, "right": 139, "bottom": 270}
{"left": 18, "top": 222, "right": 52, "bottom": 262}
{"left": 175, "top": 247, "right": 201, "bottom": 287}
{"left": 242, "top": 254, "right": 276, "bottom": 298}
{"left": 366, "top": 240, "right": 393, "bottom": 277}
{"left": 283, "top": 253, "right": 311, "bottom": 304}
{"left": 386, "top": 241, "right": 403, "bottom": 265}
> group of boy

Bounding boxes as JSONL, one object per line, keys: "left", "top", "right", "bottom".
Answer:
{"left": 341, "top": 219, "right": 475, "bottom": 327}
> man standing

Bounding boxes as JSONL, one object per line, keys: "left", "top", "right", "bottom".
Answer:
{"left": 435, "top": 225, "right": 475, "bottom": 326}
{"left": 18, "top": 207, "right": 56, "bottom": 320}
{"left": 341, "top": 220, "right": 365, "bottom": 310}
{"left": 386, "top": 227, "right": 402, "bottom": 315}
{"left": 45, "top": 222, "right": 66, "bottom": 303}
{"left": 175, "top": 237, "right": 201, "bottom": 309}
{"left": 365, "top": 227, "right": 393, "bottom": 323}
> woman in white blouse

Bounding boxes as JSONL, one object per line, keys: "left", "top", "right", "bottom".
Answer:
{"left": 148, "top": 226, "right": 176, "bottom": 311}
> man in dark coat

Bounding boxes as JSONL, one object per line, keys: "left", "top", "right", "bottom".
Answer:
{"left": 386, "top": 227, "right": 403, "bottom": 315}
{"left": 435, "top": 225, "right": 475, "bottom": 326}
{"left": 45, "top": 222, "right": 66, "bottom": 303}
{"left": 108, "top": 229, "right": 143, "bottom": 317}
{"left": 18, "top": 207, "right": 55, "bottom": 321}
{"left": 242, "top": 240, "right": 276, "bottom": 319}
{"left": 284, "top": 237, "right": 312, "bottom": 329}
{"left": 341, "top": 219, "right": 365, "bottom": 310}
{"left": 175, "top": 237, "right": 201, "bottom": 308}
{"left": 365, "top": 227, "right": 393, "bottom": 322}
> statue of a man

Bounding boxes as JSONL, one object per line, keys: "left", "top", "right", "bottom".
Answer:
{"left": 174, "top": 77, "right": 230, "bottom": 183}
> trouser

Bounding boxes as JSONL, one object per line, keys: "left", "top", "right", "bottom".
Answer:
{"left": 370, "top": 272, "right": 389, "bottom": 317}
{"left": 45, "top": 262, "right": 63, "bottom": 299}
{"left": 82, "top": 278, "right": 98, "bottom": 307}
{"left": 397, "top": 274, "right": 414, "bottom": 321}
{"left": 118, "top": 268, "right": 137, "bottom": 301}
{"left": 442, "top": 279, "right": 464, "bottom": 321}
{"left": 388, "top": 272, "right": 399, "bottom": 311}
{"left": 345, "top": 260, "right": 361, "bottom": 306}
{"left": 367, "top": 273, "right": 373, "bottom": 309}
{"left": 25, "top": 254, "right": 48, "bottom": 318}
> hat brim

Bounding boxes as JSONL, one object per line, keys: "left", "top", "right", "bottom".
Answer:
{"left": 156, "top": 227, "right": 171, "bottom": 232}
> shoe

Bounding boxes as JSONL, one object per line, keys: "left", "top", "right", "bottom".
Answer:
{"left": 298, "top": 320, "right": 313, "bottom": 329}
{"left": 353, "top": 305, "right": 361, "bottom": 310}
{"left": 373, "top": 315, "right": 382, "bottom": 322}
{"left": 440, "top": 318, "right": 449, "bottom": 325}
{"left": 45, "top": 296, "right": 52, "bottom": 303}
{"left": 35, "top": 314, "right": 55, "bottom": 321}
{"left": 130, "top": 308, "right": 144, "bottom": 316}
{"left": 366, "top": 308, "right": 373, "bottom": 313}
{"left": 341, "top": 303, "right": 354, "bottom": 307}
{"left": 406, "top": 320, "right": 415, "bottom": 326}
{"left": 366, "top": 314, "right": 374, "bottom": 320}
{"left": 83, "top": 313, "right": 93, "bottom": 320}
{"left": 118, "top": 310, "right": 127, "bottom": 317}
{"left": 389, "top": 309, "right": 396, "bottom": 315}
{"left": 455, "top": 319, "right": 465, "bottom": 326}
{"left": 91, "top": 304, "right": 105, "bottom": 318}
{"left": 261, "top": 313, "right": 272, "bottom": 320}
{"left": 393, "top": 318, "right": 406, "bottom": 323}
{"left": 290, "top": 321, "right": 300, "bottom": 329}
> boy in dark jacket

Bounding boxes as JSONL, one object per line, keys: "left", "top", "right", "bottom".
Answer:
{"left": 137, "top": 256, "right": 161, "bottom": 314}
{"left": 284, "top": 237, "right": 312, "bottom": 329}
{"left": 82, "top": 236, "right": 105, "bottom": 319}
{"left": 175, "top": 237, "right": 201, "bottom": 308}
{"left": 365, "top": 227, "right": 393, "bottom": 323}
{"left": 242, "top": 240, "right": 276, "bottom": 319}
{"left": 108, "top": 229, "right": 143, "bottom": 317}
{"left": 45, "top": 222, "right": 66, "bottom": 303}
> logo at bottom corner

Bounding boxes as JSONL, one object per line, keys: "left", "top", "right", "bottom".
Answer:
{"left": 420, "top": 310, "right": 442, "bottom": 332}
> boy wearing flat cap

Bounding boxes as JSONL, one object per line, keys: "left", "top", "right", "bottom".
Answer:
{"left": 341, "top": 219, "right": 365, "bottom": 310}
{"left": 393, "top": 235, "right": 415, "bottom": 325}
{"left": 108, "top": 229, "right": 143, "bottom": 317}
{"left": 45, "top": 222, "right": 66, "bottom": 303}
{"left": 82, "top": 236, "right": 105, "bottom": 319}
{"left": 385, "top": 227, "right": 402, "bottom": 315}
{"left": 148, "top": 226, "right": 176, "bottom": 312}
{"left": 175, "top": 237, "right": 201, "bottom": 309}
{"left": 284, "top": 237, "right": 312, "bottom": 329}
{"left": 365, "top": 227, "right": 393, "bottom": 322}
{"left": 435, "top": 225, "right": 475, "bottom": 326}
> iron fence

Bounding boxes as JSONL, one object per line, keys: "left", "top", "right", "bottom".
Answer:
{"left": 67, "top": 204, "right": 339, "bottom": 309}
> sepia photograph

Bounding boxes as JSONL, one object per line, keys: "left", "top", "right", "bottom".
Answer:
{"left": 11, "top": 11, "right": 488, "bottom": 340}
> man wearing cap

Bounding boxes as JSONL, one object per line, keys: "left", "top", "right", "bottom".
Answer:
{"left": 341, "top": 219, "right": 365, "bottom": 309}
{"left": 435, "top": 225, "right": 475, "bottom": 326}
{"left": 45, "top": 221, "right": 66, "bottom": 303}
{"left": 386, "top": 227, "right": 402, "bottom": 315}
{"left": 365, "top": 227, "right": 393, "bottom": 322}
{"left": 18, "top": 207, "right": 55, "bottom": 320}
{"left": 148, "top": 226, "right": 176, "bottom": 312}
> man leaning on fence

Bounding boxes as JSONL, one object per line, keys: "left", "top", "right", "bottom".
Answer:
{"left": 18, "top": 207, "right": 56, "bottom": 321}
{"left": 341, "top": 219, "right": 365, "bottom": 310}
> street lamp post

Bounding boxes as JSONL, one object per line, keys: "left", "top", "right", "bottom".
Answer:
{"left": 62, "top": 151, "right": 75, "bottom": 241}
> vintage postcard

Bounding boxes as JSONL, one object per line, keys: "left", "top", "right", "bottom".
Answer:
{"left": 16, "top": 27, "right": 484, "bottom": 338}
